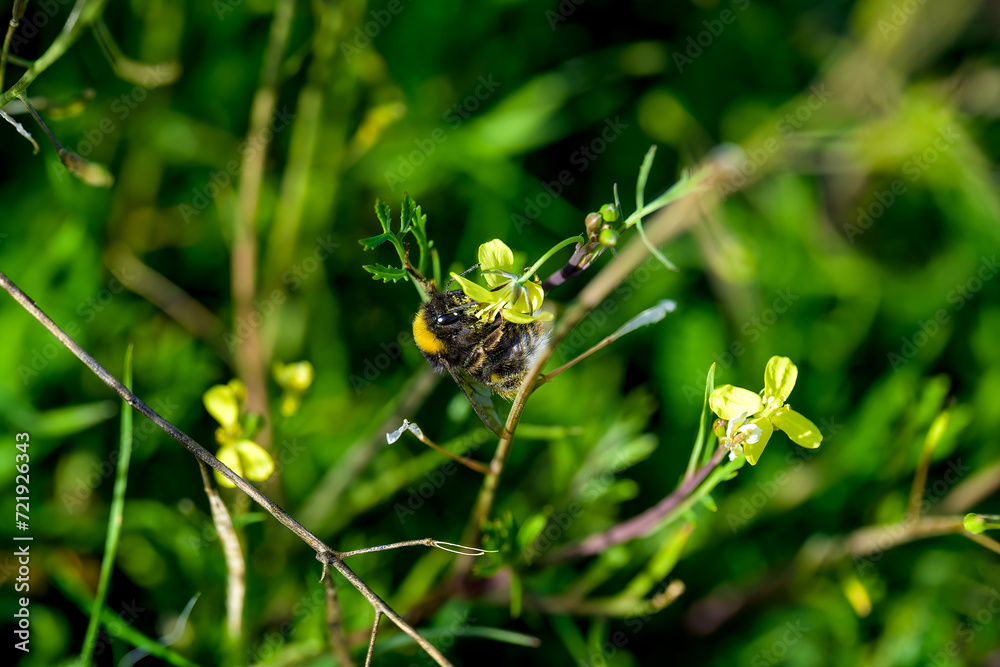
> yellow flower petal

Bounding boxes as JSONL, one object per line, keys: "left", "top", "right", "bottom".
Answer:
{"left": 234, "top": 439, "right": 275, "bottom": 481}
{"left": 764, "top": 356, "right": 797, "bottom": 401}
{"left": 743, "top": 417, "right": 773, "bottom": 466}
{"left": 280, "top": 395, "right": 302, "bottom": 417}
{"left": 772, "top": 409, "right": 822, "bottom": 448}
{"left": 274, "top": 361, "right": 314, "bottom": 392}
{"left": 502, "top": 308, "right": 554, "bottom": 323}
{"left": 478, "top": 240, "right": 515, "bottom": 287}
{"left": 204, "top": 385, "right": 240, "bottom": 430}
{"left": 450, "top": 272, "right": 498, "bottom": 304}
{"left": 709, "top": 385, "right": 764, "bottom": 420}
{"left": 215, "top": 445, "right": 242, "bottom": 488}
{"left": 227, "top": 379, "right": 247, "bottom": 406}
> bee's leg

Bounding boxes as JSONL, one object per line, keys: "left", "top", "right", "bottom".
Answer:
{"left": 480, "top": 324, "right": 505, "bottom": 351}
{"left": 465, "top": 346, "right": 490, "bottom": 378}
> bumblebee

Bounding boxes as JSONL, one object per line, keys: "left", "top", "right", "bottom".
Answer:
{"left": 413, "top": 287, "right": 546, "bottom": 428}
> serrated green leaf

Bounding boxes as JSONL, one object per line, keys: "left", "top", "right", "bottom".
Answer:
{"left": 374, "top": 199, "right": 392, "bottom": 233}
{"left": 400, "top": 193, "right": 416, "bottom": 234}
{"left": 363, "top": 264, "right": 408, "bottom": 283}
{"left": 358, "top": 233, "right": 391, "bottom": 250}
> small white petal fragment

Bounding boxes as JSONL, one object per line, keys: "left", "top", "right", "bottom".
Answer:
{"left": 387, "top": 419, "right": 423, "bottom": 444}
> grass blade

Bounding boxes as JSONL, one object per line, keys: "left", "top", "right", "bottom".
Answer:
{"left": 686, "top": 363, "right": 716, "bottom": 479}
{"left": 80, "top": 343, "right": 134, "bottom": 664}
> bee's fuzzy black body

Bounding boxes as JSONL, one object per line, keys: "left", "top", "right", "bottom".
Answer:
{"left": 413, "top": 289, "right": 545, "bottom": 398}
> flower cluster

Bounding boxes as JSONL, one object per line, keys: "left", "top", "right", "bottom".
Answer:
{"left": 273, "top": 360, "right": 314, "bottom": 416}
{"left": 709, "top": 356, "right": 822, "bottom": 465}
{"left": 449, "top": 240, "right": 553, "bottom": 324}
{"left": 202, "top": 380, "right": 274, "bottom": 488}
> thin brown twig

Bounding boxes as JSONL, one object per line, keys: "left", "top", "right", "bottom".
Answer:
{"left": 964, "top": 532, "right": 1000, "bottom": 556}
{"left": 339, "top": 539, "right": 496, "bottom": 559}
{"left": 364, "top": 612, "right": 382, "bottom": 667}
{"left": 0, "top": 0, "right": 29, "bottom": 92}
{"left": 403, "top": 426, "right": 489, "bottom": 475}
{"left": 231, "top": 0, "right": 296, "bottom": 449}
{"left": 198, "top": 463, "right": 245, "bottom": 647}
{"left": 546, "top": 446, "right": 728, "bottom": 563}
{"left": 0, "top": 270, "right": 460, "bottom": 667}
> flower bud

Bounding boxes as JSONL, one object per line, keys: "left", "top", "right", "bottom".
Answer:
{"left": 598, "top": 226, "right": 618, "bottom": 247}
{"left": 599, "top": 203, "right": 619, "bottom": 222}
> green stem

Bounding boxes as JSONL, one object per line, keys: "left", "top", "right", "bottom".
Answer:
{"left": 79, "top": 345, "right": 133, "bottom": 665}
{"left": 518, "top": 235, "right": 584, "bottom": 284}
{"left": 1, "top": 0, "right": 111, "bottom": 108}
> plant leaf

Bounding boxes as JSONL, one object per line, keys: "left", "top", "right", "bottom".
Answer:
{"left": 374, "top": 198, "right": 392, "bottom": 233}
{"left": 359, "top": 233, "right": 392, "bottom": 250}
{"left": 363, "top": 264, "right": 408, "bottom": 283}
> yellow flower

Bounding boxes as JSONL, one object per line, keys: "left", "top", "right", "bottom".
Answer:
{"left": 450, "top": 239, "right": 554, "bottom": 324}
{"left": 202, "top": 379, "right": 274, "bottom": 487}
{"left": 273, "top": 360, "right": 314, "bottom": 416}
{"left": 215, "top": 439, "right": 275, "bottom": 489}
{"left": 709, "top": 356, "right": 822, "bottom": 465}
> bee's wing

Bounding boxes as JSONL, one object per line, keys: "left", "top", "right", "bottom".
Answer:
{"left": 445, "top": 364, "right": 504, "bottom": 437}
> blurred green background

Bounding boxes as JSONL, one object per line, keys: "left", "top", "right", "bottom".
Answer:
{"left": 2, "top": 0, "right": 1000, "bottom": 665}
